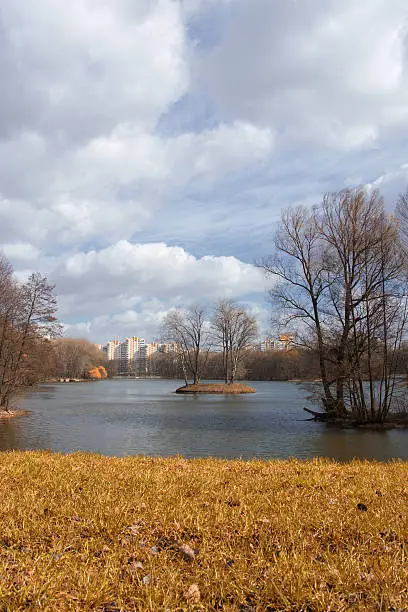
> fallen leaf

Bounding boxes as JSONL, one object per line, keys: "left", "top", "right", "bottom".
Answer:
{"left": 179, "top": 543, "right": 197, "bottom": 561}
{"left": 185, "top": 583, "right": 201, "bottom": 603}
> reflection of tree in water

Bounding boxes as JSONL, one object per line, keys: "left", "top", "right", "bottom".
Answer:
{"left": 0, "top": 416, "right": 51, "bottom": 452}
{"left": 306, "top": 425, "right": 408, "bottom": 462}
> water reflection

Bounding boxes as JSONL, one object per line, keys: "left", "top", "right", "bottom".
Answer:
{"left": 0, "top": 379, "right": 405, "bottom": 460}
{"left": 0, "top": 413, "right": 51, "bottom": 451}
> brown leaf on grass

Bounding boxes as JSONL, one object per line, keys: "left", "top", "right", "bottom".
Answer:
{"left": 128, "top": 523, "right": 142, "bottom": 536}
{"left": 179, "top": 543, "right": 197, "bottom": 561}
{"left": 185, "top": 583, "right": 201, "bottom": 603}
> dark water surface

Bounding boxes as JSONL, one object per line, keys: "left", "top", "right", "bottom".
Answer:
{"left": 1, "top": 379, "right": 407, "bottom": 460}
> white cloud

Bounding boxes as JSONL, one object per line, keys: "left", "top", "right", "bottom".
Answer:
{"left": 2, "top": 0, "right": 408, "bottom": 343}
{"left": 2, "top": 0, "right": 188, "bottom": 139}
{"left": 56, "top": 239, "right": 266, "bottom": 342}
{"left": 56, "top": 240, "right": 265, "bottom": 302}
{"left": 194, "top": 0, "right": 408, "bottom": 149}
{"left": 2, "top": 242, "right": 41, "bottom": 263}
{"left": 0, "top": 120, "right": 273, "bottom": 249}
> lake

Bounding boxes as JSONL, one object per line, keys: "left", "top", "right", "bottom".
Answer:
{"left": 1, "top": 379, "right": 407, "bottom": 460}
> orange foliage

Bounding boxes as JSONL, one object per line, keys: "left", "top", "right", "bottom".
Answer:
{"left": 98, "top": 366, "right": 108, "bottom": 379}
{"left": 88, "top": 367, "right": 102, "bottom": 380}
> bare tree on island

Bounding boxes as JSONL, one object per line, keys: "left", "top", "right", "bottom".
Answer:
{"left": 261, "top": 187, "right": 408, "bottom": 424}
{"left": 0, "top": 258, "right": 61, "bottom": 411}
{"left": 212, "top": 299, "right": 258, "bottom": 384}
{"left": 162, "top": 305, "right": 211, "bottom": 385}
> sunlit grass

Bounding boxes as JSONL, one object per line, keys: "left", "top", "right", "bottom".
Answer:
{"left": 175, "top": 383, "right": 256, "bottom": 394}
{"left": 0, "top": 452, "right": 407, "bottom": 610}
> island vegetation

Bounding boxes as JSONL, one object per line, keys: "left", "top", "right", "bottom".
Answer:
{"left": 0, "top": 451, "right": 407, "bottom": 611}
{"left": 175, "top": 382, "right": 256, "bottom": 394}
{"left": 162, "top": 300, "right": 258, "bottom": 393}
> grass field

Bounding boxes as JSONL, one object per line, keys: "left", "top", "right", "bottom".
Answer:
{"left": 0, "top": 452, "right": 407, "bottom": 611}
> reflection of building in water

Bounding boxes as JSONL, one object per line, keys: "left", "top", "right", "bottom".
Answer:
{"left": 257, "top": 334, "right": 295, "bottom": 352}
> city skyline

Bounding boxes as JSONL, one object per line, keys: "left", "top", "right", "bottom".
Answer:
{"left": 1, "top": 1, "right": 408, "bottom": 343}
{"left": 98, "top": 333, "right": 295, "bottom": 361}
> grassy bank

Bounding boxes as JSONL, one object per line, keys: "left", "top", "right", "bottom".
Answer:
{"left": 175, "top": 383, "right": 256, "bottom": 394}
{"left": 0, "top": 453, "right": 407, "bottom": 611}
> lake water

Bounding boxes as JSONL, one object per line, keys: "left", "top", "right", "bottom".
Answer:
{"left": 1, "top": 379, "right": 407, "bottom": 460}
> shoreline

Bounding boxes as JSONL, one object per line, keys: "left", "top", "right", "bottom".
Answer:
{"left": 0, "top": 408, "right": 30, "bottom": 419}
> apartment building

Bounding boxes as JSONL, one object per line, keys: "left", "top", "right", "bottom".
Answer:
{"left": 258, "top": 334, "right": 295, "bottom": 352}
{"left": 139, "top": 342, "right": 159, "bottom": 359}
{"left": 158, "top": 342, "right": 179, "bottom": 354}
{"left": 103, "top": 340, "right": 121, "bottom": 360}
{"left": 102, "top": 338, "right": 181, "bottom": 375}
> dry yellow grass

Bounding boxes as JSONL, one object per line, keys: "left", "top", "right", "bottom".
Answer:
{"left": 175, "top": 383, "right": 256, "bottom": 394}
{"left": 0, "top": 453, "right": 407, "bottom": 611}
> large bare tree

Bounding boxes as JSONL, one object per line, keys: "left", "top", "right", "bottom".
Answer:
{"left": 212, "top": 300, "right": 258, "bottom": 384}
{"left": 162, "top": 305, "right": 211, "bottom": 385}
{"left": 261, "top": 187, "right": 407, "bottom": 423}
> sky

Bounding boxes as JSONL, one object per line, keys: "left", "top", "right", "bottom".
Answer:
{"left": 1, "top": 0, "right": 408, "bottom": 344}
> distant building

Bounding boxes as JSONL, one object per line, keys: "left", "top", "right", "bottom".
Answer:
{"left": 277, "top": 334, "right": 295, "bottom": 350}
{"left": 257, "top": 334, "right": 295, "bottom": 352}
{"left": 101, "top": 337, "right": 182, "bottom": 374}
{"left": 103, "top": 340, "right": 120, "bottom": 360}
{"left": 140, "top": 343, "right": 159, "bottom": 359}
{"left": 158, "top": 343, "right": 179, "bottom": 354}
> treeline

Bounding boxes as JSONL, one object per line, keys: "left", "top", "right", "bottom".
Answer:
{"left": 52, "top": 338, "right": 108, "bottom": 380}
{"left": 137, "top": 348, "right": 321, "bottom": 381}
{"left": 0, "top": 251, "right": 111, "bottom": 411}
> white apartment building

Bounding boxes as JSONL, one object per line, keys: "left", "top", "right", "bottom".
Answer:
{"left": 119, "top": 337, "right": 145, "bottom": 362}
{"left": 103, "top": 340, "right": 121, "bottom": 360}
{"left": 258, "top": 334, "right": 295, "bottom": 352}
{"left": 139, "top": 342, "right": 159, "bottom": 359}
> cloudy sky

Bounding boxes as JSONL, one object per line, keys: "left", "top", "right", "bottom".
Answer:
{"left": 2, "top": 0, "right": 408, "bottom": 343}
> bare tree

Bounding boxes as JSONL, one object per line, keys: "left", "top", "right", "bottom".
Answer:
{"left": 212, "top": 300, "right": 258, "bottom": 383}
{"left": 261, "top": 187, "right": 408, "bottom": 423}
{"left": 0, "top": 261, "right": 61, "bottom": 410}
{"left": 260, "top": 206, "right": 337, "bottom": 411}
{"left": 396, "top": 186, "right": 408, "bottom": 259}
{"left": 162, "top": 305, "right": 211, "bottom": 385}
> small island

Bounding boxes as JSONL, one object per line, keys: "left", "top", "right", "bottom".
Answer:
{"left": 176, "top": 382, "right": 256, "bottom": 394}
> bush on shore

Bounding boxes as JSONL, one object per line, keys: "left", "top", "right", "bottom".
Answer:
{"left": 0, "top": 452, "right": 407, "bottom": 611}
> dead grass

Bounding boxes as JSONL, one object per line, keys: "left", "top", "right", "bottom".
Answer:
{"left": 175, "top": 383, "right": 256, "bottom": 394}
{"left": 0, "top": 453, "right": 407, "bottom": 611}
